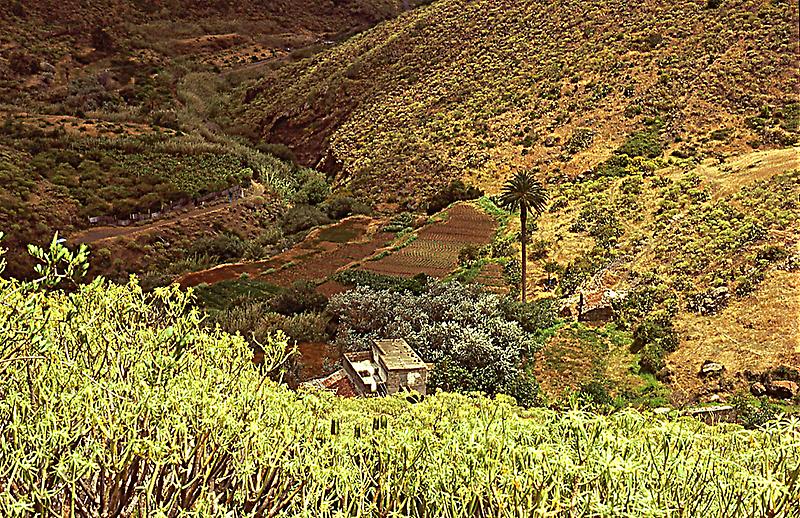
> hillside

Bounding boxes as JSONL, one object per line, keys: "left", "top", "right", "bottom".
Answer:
{"left": 0, "top": 0, "right": 425, "bottom": 100}
{"left": 1, "top": 262, "right": 798, "bottom": 516}
{"left": 0, "top": 1, "right": 430, "bottom": 278}
{"left": 219, "top": 0, "right": 800, "bottom": 405}
{"left": 0, "top": 0, "right": 797, "bottom": 406}
{"left": 0, "top": 0, "right": 430, "bottom": 123}
{"left": 1, "top": 2, "right": 799, "bottom": 510}
{"left": 236, "top": 0, "right": 799, "bottom": 204}
{"left": 520, "top": 146, "right": 799, "bottom": 402}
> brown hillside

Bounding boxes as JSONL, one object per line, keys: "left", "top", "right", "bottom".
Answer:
{"left": 0, "top": 0, "right": 426, "bottom": 103}
{"left": 236, "top": 0, "right": 799, "bottom": 205}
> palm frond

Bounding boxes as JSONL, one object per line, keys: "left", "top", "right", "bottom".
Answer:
{"left": 498, "top": 170, "right": 548, "bottom": 214}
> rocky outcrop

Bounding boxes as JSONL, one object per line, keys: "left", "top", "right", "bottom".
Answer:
{"left": 699, "top": 360, "right": 725, "bottom": 378}
{"left": 656, "top": 365, "right": 674, "bottom": 382}
{"left": 744, "top": 366, "right": 800, "bottom": 400}
{"left": 559, "top": 289, "right": 625, "bottom": 323}
{"left": 750, "top": 382, "right": 767, "bottom": 397}
{"left": 687, "top": 287, "right": 730, "bottom": 315}
{"left": 766, "top": 380, "right": 798, "bottom": 400}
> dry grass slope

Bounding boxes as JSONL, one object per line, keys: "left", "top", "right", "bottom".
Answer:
{"left": 238, "top": 0, "right": 799, "bottom": 205}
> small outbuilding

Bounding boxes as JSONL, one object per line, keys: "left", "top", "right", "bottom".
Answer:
{"left": 308, "top": 339, "right": 429, "bottom": 397}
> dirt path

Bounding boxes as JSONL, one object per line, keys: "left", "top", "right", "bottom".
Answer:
{"left": 69, "top": 202, "right": 235, "bottom": 244}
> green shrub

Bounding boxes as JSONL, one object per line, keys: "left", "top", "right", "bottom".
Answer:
{"left": 503, "top": 258, "right": 522, "bottom": 289}
{"left": 189, "top": 232, "right": 247, "bottom": 261}
{"left": 564, "top": 128, "right": 595, "bottom": 155}
{"left": 281, "top": 204, "right": 332, "bottom": 234}
{"left": 686, "top": 286, "right": 730, "bottom": 315}
{"left": 334, "top": 269, "right": 431, "bottom": 294}
{"left": 639, "top": 342, "right": 666, "bottom": 374}
{"left": 257, "top": 142, "right": 297, "bottom": 163}
{"left": 500, "top": 297, "right": 558, "bottom": 334}
{"left": 579, "top": 380, "right": 613, "bottom": 407}
{"left": 527, "top": 238, "right": 550, "bottom": 260}
{"left": 490, "top": 233, "right": 515, "bottom": 258}
{"left": 499, "top": 370, "right": 544, "bottom": 408}
{"left": 262, "top": 311, "right": 330, "bottom": 343}
{"left": 425, "top": 180, "right": 483, "bottom": 215}
{"left": 292, "top": 169, "right": 330, "bottom": 206}
{"left": 382, "top": 211, "right": 415, "bottom": 233}
{"left": 322, "top": 195, "right": 372, "bottom": 219}
{"left": 631, "top": 312, "right": 678, "bottom": 354}
{"left": 458, "top": 244, "right": 484, "bottom": 266}
{"left": 269, "top": 281, "right": 328, "bottom": 316}
{"left": 616, "top": 130, "right": 662, "bottom": 159}
{"left": 732, "top": 393, "right": 779, "bottom": 429}
{"left": 733, "top": 270, "right": 765, "bottom": 297}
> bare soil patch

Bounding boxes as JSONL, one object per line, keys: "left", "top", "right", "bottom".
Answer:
{"left": 296, "top": 342, "right": 341, "bottom": 381}
{"left": 316, "top": 280, "right": 350, "bottom": 297}
{"left": 700, "top": 147, "right": 800, "bottom": 200}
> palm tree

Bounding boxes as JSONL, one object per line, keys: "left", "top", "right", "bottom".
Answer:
{"left": 498, "top": 171, "right": 548, "bottom": 303}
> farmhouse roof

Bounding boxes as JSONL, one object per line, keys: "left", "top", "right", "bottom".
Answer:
{"left": 374, "top": 339, "right": 427, "bottom": 370}
{"left": 305, "top": 369, "right": 358, "bottom": 397}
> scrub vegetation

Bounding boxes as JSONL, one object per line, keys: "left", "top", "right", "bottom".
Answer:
{"left": 0, "top": 239, "right": 798, "bottom": 517}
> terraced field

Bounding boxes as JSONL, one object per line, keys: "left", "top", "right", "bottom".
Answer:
{"left": 178, "top": 216, "right": 393, "bottom": 288}
{"left": 359, "top": 203, "right": 497, "bottom": 278}
{"left": 474, "top": 262, "right": 509, "bottom": 294}
{"left": 262, "top": 227, "right": 394, "bottom": 286}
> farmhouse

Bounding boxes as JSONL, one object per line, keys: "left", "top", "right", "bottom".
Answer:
{"left": 306, "top": 339, "right": 429, "bottom": 397}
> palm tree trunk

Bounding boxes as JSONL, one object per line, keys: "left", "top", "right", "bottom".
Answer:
{"left": 520, "top": 206, "right": 527, "bottom": 303}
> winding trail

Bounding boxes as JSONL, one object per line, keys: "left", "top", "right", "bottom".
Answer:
{"left": 69, "top": 201, "right": 236, "bottom": 245}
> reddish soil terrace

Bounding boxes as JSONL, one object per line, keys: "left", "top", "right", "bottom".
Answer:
{"left": 359, "top": 203, "right": 497, "bottom": 279}
{"left": 316, "top": 280, "right": 350, "bottom": 297}
{"left": 177, "top": 202, "right": 500, "bottom": 296}
{"left": 178, "top": 216, "right": 393, "bottom": 288}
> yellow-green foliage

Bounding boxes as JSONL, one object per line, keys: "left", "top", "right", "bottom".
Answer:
{"left": 0, "top": 251, "right": 799, "bottom": 516}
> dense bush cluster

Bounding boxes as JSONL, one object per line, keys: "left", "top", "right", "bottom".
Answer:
{"left": 327, "top": 282, "right": 548, "bottom": 406}
{"left": 208, "top": 299, "right": 330, "bottom": 346}
{"left": 0, "top": 123, "right": 285, "bottom": 218}
{"left": 334, "top": 269, "right": 431, "bottom": 294}
{"left": 196, "top": 279, "right": 331, "bottom": 346}
{"left": 424, "top": 180, "right": 483, "bottom": 215}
